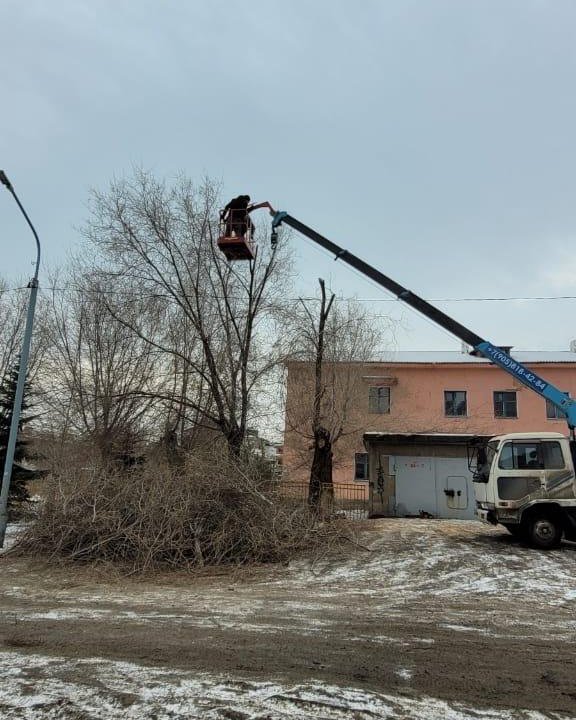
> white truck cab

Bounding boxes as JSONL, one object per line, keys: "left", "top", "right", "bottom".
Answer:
{"left": 473, "top": 432, "right": 576, "bottom": 548}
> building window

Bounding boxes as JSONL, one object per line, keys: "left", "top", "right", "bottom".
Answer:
{"left": 445, "top": 390, "right": 467, "bottom": 417}
{"left": 354, "top": 452, "right": 368, "bottom": 482}
{"left": 494, "top": 391, "right": 517, "bottom": 418}
{"left": 546, "top": 393, "right": 569, "bottom": 420}
{"left": 368, "top": 386, "right": 390, "bottom": 414}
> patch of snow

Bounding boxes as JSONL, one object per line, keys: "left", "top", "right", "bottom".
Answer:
{"left": 350, "top": 634, "right": 435, "bottom": 647}
{"left": 395, "top": 667, "right": 413, "bottom": 680}
{"left": 440, "top": 624, "right": 491, "bottom": 636}
{"left": 286, "top": 521, "right": 576, "bottom": 617}
{"left": 0, "top": 605, "right": 332, "bottom": 637}
{"left": 1, "top": 523, "right": 26, "bottom": 552}
{"left": 0, "top": 651, "right": 570, "bottom": 720}
{"left": 0, "top": 608, "right": 113, "bottom": 622}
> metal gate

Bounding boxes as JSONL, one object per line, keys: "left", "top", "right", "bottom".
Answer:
{"left": 391, "top": 456, "right": 475, "bottom": 519}
{"left": 274, "top": 482, "right": 369, "bottom": 520}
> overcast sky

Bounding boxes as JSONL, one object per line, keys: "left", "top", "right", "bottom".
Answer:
{"left": 2, "top": 0, "right": 576, "bottom": 352}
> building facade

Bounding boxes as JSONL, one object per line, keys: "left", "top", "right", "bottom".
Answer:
{"left": 283, "top": 350, "right": 576, "bottom": 517}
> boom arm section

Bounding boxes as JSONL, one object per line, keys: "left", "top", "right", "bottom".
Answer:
{"left": 271, "top": 211, "right": 576, "bottom": 430}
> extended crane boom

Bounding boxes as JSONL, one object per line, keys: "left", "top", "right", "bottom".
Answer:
{"left": 269, "top": 209, "right": 576, "bottom": 434}
{"left": 213, "top": 197, "right": 576, "bottom": 547}
{"left": 213, "top": 196, "right": 576, "bottom": 546}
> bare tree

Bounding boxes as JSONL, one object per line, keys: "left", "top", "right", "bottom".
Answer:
{"left": 281, "top": 280, "right": 392, "bottom": 505}
{"left": 81, "top": 171, "right": 291, "bottom": 456}
{"left": 306, "top": 280, "right": 335, "bottom": 507}
{"left": 0, "top": 279, "right": 48, "bottom": 384}
{"left": 151, "top": 309, "right": 216, "bottom": 460}
{"left": 42, "top": 271, "right": 159, "bottom": 460}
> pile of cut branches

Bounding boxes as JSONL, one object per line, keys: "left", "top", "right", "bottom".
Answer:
{"left": 15, "top": 448, "right": 338, "bottom": 573}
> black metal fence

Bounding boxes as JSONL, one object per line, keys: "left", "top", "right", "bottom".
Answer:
{"left": 271, "top": 481, "right": 369, "bottom": 521}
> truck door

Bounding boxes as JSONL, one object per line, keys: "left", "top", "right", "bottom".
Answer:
{"left": 495, "top": 440, "right": 573, "bottom": 505}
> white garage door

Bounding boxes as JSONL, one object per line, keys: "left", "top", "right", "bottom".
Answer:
{"left": 393, "top": 456, "right": 475, "bottom": 519}
{"left": 394, "top": 457, "right": 436, "bottom": 517}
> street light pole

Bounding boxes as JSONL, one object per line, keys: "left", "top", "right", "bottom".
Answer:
{"left": 0, "top": 171, "right": 41, "bottom": 547}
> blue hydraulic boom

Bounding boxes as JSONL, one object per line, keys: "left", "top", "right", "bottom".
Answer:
{"left": 217, "top": 197, "right": 576, "bottom": 437}
{"left": 262, "top": 205, "right": 576, "bottom": 436}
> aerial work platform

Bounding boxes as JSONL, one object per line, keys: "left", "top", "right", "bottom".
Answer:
{"left": 217, "top": 207, "right": 255, "bottom": 261}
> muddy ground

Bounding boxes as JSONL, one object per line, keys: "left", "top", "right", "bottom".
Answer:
{"left": 1, "top": 519, "right": 576, "bottom": 718}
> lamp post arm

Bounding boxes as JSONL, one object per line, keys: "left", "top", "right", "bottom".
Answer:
{"left": 0, "top": 172, "right": 40, "bottom": 280}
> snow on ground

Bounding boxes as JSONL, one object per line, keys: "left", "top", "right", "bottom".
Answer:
{"left": 3, "top": 519, "right": 576, "bottom": 717}
{"left": 0, "top": 651, "right": 570, "bottom": 720}
{"left": 2, "top": 523, "right": 26, "bottom": 553}
{"left": 287, "top": 520, "right": 576, "bottom": 604}
{"left": 3, "top": 520, "right": 576, "bottom": 642}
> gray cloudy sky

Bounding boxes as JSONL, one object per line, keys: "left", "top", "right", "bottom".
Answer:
{"left": 2, "top": 0, "right": 576, "bottom": 351}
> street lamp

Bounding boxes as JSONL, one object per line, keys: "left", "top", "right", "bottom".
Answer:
{"left": 0, "top": 171, "right": 41, "bottom": 547}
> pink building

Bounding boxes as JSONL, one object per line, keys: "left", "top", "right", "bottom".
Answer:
{"left": 284, "top": 350, "right": 576, "bottom": 518}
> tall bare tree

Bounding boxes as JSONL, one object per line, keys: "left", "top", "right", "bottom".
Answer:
{"left": 282, "top": 280, "right": 392, "bottom": 504}
{"left": 82, "top": 171, "right": 291, "bottom": 456}
{"left": 307, "top": 280, "right": 335, "bottom": 507}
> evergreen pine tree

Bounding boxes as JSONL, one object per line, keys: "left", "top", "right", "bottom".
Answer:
{"left": 0, "top": 362, "right": 41, "bottom": 512}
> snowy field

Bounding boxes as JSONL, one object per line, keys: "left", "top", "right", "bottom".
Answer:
{"left": 1, "top": 519, "right": 576, "bottom": 718}
{"left": 0, "top": 652, "right": 570, "bottom": 719}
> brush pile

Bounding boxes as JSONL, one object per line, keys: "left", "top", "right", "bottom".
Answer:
{"left": 15, "top": 448, "right": 334, "bottom": 573}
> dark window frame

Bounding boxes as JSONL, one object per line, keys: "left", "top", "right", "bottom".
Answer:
{"left": 444, "top": 390, "right": 467, "bottom": 417}
{"left": 354, "top": 452, "right": 369, "bottom": 482}
{"left": 494, "top": 390, "right": 517, "bottom": 418}
{"left": 368, "top": 386, "right": 390, "bottom": 414}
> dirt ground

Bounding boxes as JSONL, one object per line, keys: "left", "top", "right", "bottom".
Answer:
{"left": 1, "top": 519, "right": 576, "bottom": 719}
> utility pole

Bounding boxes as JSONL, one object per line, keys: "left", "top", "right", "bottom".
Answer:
{"left": 0, "top": 171, "right": 41, "bottom": 547}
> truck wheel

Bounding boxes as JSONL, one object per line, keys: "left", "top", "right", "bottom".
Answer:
{"left": 527, "top": 515, "right": 563, "bottom": 550}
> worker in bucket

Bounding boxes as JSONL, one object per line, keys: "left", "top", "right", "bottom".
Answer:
{"left": 221, "top": 195, "right": 251, "bottom": 237}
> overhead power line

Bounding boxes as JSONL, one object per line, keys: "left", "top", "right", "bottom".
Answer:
{"left": 1, "top": 284, "right": 575, "bottom": 304}
{"left": 2, "top": 284, "right": 576, "bottom": 304}
{"left": 353, "top": 295, "right": 576, "bottom": 303}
